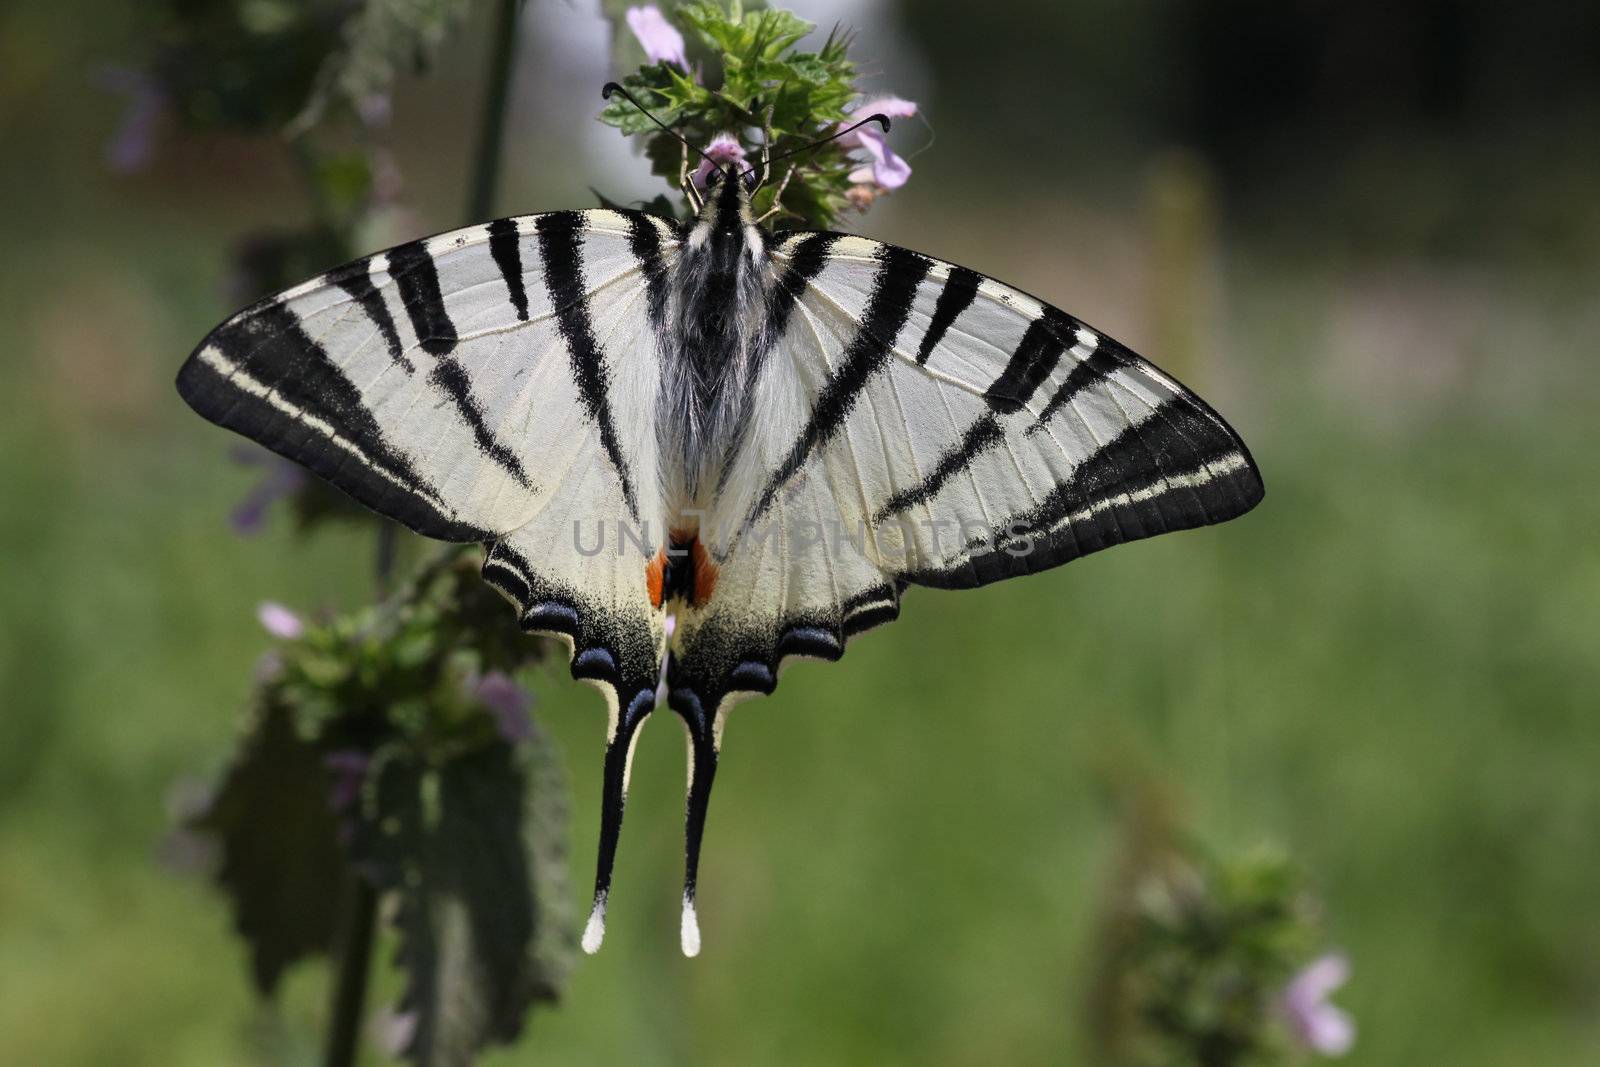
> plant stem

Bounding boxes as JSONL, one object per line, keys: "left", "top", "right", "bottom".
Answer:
{"left": 467, "top": 0, "right": 523, "bottom": 223}
{"left": 323, "top": 875, "right": 379, "bottom": 1067}
{"left": 320, "top": 4, "right": 524, "bottom": 1059}
{"left": 321, "top": 523, "right": 399, "bottom": 1067}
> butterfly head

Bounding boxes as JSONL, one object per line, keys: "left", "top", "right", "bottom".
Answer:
{"left": 686, "top": 167, "right": 765, "bottom": 268}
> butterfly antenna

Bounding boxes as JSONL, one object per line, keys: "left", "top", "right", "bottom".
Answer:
{"left": 602, "top": 82, "right": 730, "bottom": 178}
{"left": 668, "top": 673, "right": 721, "bottom": 957}
{"left": 583, "top": 689, "right": 655, "bottom": 954}
{"left": 748, "top": 112, "right": 891, "bottom": 176}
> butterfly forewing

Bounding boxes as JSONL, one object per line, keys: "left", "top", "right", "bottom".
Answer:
{"left": 767, "top": 232, "right": 1264, "bottom": 589}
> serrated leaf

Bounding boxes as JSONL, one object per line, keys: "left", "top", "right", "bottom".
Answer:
{"left": 521, "top": 716, "right": 575, "bottom": 998}
{"left": 366, "top": 737, "right": 571, "bottom": 1066}
{"left": 193, "top": 699, "right": 344, "bottom": 996}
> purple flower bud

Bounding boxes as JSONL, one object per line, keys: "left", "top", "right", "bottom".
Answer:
{"left": 625, "top": 6, "right": 689, "bottom": 70}
{"left": 1282, "top": 952, "right": 1356, "bottom": 1057}
{"left": 256, "top": 601, "right": 305, "bottom": 641}
{"left": 229, "top": 446, "right": 307, "bottom": 535}
{"left": 471, "top": 670, "right": 534, "bottom": 743}
{"left": 693, "top": 134, "right": 748, "bottom": 188}
{"left": 323, "top": 750, "right": 369, "bottom": 814}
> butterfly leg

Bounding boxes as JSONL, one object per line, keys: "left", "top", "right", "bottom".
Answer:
{"left": 679, "top": 141, "right": 703, "bottom": 212}
{"left": 582, "top": 687, "right": 657, "bottom": 954}
{"left": 755, "top": 166, "right": 795, "bottom": 224}
{"left": 754, "top": 100, "right": 775, "bottom": 188}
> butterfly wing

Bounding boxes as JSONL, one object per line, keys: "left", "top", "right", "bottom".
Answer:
{"left": 177, "top": 209, "right": 680, "bottom": 944}
{"left": 674, "top": 230, "right": 1262, "bottom": 709}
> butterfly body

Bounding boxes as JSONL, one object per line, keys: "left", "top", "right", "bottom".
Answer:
{"left": 661, "top": 173, "right": 773, "bottom": 507}
{"left": 178, "top": 174, "right": 1263, "bottom": 955}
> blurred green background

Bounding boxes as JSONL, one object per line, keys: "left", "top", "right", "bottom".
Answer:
{"left": 2, "top": 1, "right": 1598, "bottom": 1064}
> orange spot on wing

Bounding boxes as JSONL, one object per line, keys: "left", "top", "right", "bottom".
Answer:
{"left": 690, "top": 538, "right": 718, "bottom": 607}
{"left": 645, "top": 548, "right": 666, "bottom": 609}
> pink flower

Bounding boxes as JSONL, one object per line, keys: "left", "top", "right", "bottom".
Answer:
{"left": 626, "top": 6, "right": 688, "bottom": 70}
{"left": 692, "top": 134, "right": 747, "bottom": 188}
{"left": 256, "top": 601, "right": 304, "bottom": 640}
{"left": 1282, "top": 952, "right": 1356, "bottom": 1057}
{"left": 840, "top": 96, "right": 918, "bottom": 191}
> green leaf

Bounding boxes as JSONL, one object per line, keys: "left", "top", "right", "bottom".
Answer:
{"left": 598, "top": 0, "right": 877, "bottom": 230}
{"left": 360, "top": 737, "right": 572, "bottom": 1065}
{"left": 598, "top": 70, "right": 701, "bottom": 134}
{"left": 192, "top": 698, "right": 344, "bottom": 996}
{"left": 591, "top": 188, "right": 681, "bottom": 221}
{"left": 521, "top": 716, "right": 576, "bottom": 998}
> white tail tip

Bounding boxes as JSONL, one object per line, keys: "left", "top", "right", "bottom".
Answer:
{"left": 680, "top": 896, "right": 702, "bottom": 957}
{"left": 581, "top": 899, "right": 607, "bottom": 955}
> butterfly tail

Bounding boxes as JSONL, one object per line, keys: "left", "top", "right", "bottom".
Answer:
{"left": 582, "top": 689, "right": 654, "bottom": 955}
{"left": 670, "top": 684, "right": 720, "bottom": 957}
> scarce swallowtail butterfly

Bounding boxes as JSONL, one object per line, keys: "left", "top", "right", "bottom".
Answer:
{"left": 177, "top": 94, "right": 1263, "bottom": 958}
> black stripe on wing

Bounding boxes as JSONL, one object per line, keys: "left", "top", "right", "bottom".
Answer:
{"left": 1032, "top": 334, "right": 1126, "bottom": 429}
{"left": 327, "top": 256, "right": 414, "bottom": 373}
{"left": 751, "top": 244, "right": 932, "bottom": 522}
{"left": 917, "top": 265, "right": 981, "bottom": 365}
{"left": 625, "top": 213, "right": 672, "bottom": 331}
{"left": 176, "top": 300, "right": 487, "bottom": 542}
{"left": 487, "top": 217, "right": 530, "bottom": 321}
{"left": 902, "top": 400, "right": 1263, "bottom": 589}
{"left": 536, "top": 211, "right": 642, "bottom": 523}
{"left": 387, "top": 240, "right": 459, "bottom": 356}
{"left": 982, "top": 305, "right": 1075, "bottom": 413}
{"left": 873, "top": 413, "right": 1004, "bottom": 524}
{"left": 428, "top": 357, "right": 535, "bottom": 491}
{"left": 767, "top": 232, "right": 839, "bottom": 341}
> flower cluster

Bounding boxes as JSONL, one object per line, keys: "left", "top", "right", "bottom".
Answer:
{"left": 184, "top": 552, "right": 573, "bottom": 1058}
{"left": 253, "top": 556, "right": 541, "bottom": 752}
{"left": 603, "top": 3, "right": 919, "bottom": 228}
{"left": 1099, "top": 837, "right": 1355, "bottom": 1066}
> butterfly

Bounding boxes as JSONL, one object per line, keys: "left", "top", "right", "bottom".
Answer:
{"left": 176, "top": 94, "right": 1263, "bottom": 957}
